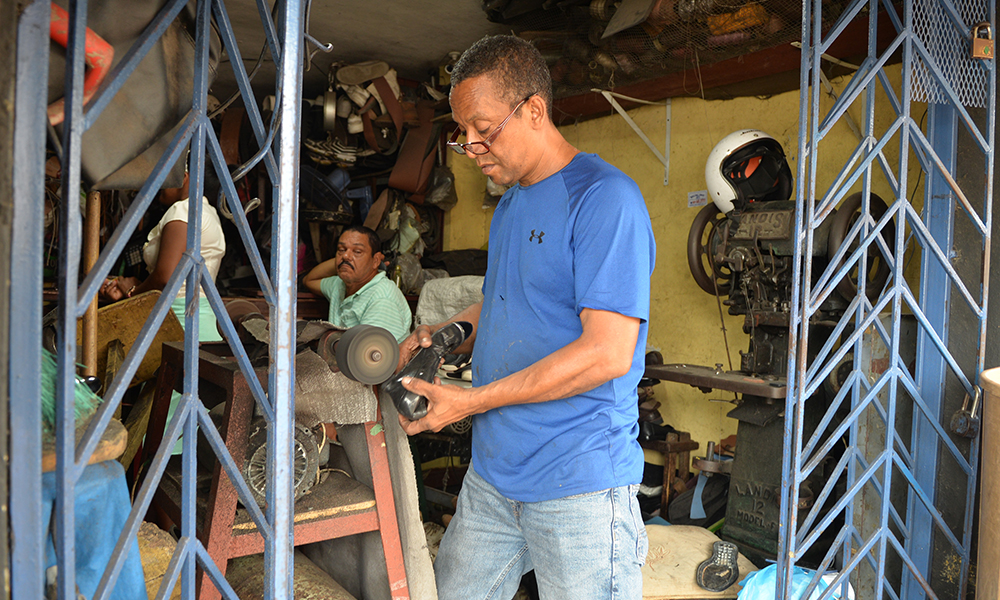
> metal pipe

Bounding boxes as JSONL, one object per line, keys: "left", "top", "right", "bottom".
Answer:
{"left": 265, "top": 2, "right": 305, "bottom": 598}
{"left": 902, "top": 101, "right": 957, "bottom": 598}
{"left": 10, "top": 2, "right": 50, "bottom": 597}
{"left": 55, "top": 0, "right": 91, "bottom": 596}
{"left": 82, "top": 189, "right": 100, "bottom": 377}
{"left": 176, "top": 1, "right": 212, "bottom": 596}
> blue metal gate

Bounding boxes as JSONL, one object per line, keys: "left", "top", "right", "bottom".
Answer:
{"left": 780, "top": 0, "right": 994, "bottom": 597}
{"left": 10, "top": 1, "right": 304, "bottom": 598}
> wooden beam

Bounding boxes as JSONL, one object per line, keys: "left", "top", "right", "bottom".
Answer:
{"left": 82, "top": 190, "right": 101, "bottom": 377}
{"left": 553, "top": 11, "right": 900, "bottom": 125}
{"left": 980, "top": 367, "right": 1000, "bottom": 600}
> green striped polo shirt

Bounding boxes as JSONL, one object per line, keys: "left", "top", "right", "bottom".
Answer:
{"left": 319, "top": 271, "right": 412, "bottom": 342}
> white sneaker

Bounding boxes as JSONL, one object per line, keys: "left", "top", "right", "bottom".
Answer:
{"left": 336, "top": 59, "right": 390, "bottom": 86}
{"left": 339, "top": 83, "right": 370, "bottom": 107}
{"left": 346, "top": 113, "right": 363, "bottom": 134}
{"left": 336, "top": 95, "right": 353, "bottom": 118}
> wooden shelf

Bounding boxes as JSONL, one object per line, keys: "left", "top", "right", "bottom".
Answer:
{"left": 639, "top": 431, "right": 698, "bottom": 511}
{"left": 157, "top": 464, "right": 381, "bottom": 556}
{"left": 145, "top": 341, "right": 410, "bottom": 599}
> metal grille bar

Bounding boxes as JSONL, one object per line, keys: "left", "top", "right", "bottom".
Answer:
{"left": 10, "top": 1, "right": 304, "bottom": 598}
{"left": 780, "top": 0, "right": 995, "bottom": 597}
{"left": 10, "top": 2, "right": 51, "bottom": 598}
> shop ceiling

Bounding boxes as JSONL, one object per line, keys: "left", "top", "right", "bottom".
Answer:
{"left": 213, "top": 1, "right": 507, "bottom": 106}
{"left": 214, "top": 0, "right": 888, "bottom": 125}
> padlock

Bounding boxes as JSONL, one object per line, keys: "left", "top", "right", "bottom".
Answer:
{"left": 949, "top": 386, "right": 982, "bottom": 438}
{"left": 971, "top": 22, "right": 994, "bottom": 59}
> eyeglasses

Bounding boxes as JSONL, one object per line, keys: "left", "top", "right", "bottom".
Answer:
{"left": 446, "top": 95, "right": 534, "bottom": 156}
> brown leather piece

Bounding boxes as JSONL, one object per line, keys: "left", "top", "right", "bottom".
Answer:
{"left": 372, "top": 76, "right": 403, "bottom": 135}
{"left": 363, "top": 188, "right": 391, "bottom": 230}
{"left": 388, "top": 103, "right": 437, "bottom": 197}
{"left": 220, "top": 106, "right": 245, "bottom": 166}
{"left": 360, "top": 76, "right": 405, "bottom": 155}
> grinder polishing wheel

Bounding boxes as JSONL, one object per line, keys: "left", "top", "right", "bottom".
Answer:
{"left": 334, "top": 324, "right": 400, "bottom": 385}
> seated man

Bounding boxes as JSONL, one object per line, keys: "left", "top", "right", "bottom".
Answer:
{"left": 304, "top": 225, "right": 412, "bottom": 342}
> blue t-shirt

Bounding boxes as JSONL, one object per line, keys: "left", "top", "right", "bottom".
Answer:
{"left": 471, "top": 152, "right": 656, "bottom": 502}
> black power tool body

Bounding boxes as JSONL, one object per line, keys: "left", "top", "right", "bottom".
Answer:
{"left": 382, "top": 321, "right": 473, "bottom": 420}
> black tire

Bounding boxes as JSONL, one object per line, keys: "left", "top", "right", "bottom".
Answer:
{"left": 687, "top": 204, "right": 732, "bottom": 296}
{"left": 826, "top": 192, "right": 893, "bottom": 301}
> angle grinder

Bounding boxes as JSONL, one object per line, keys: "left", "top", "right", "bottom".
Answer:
{"left": 381, "top": 321, "right": 473, "bottom": 420}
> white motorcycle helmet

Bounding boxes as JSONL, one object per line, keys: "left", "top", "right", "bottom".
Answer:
{"left": 705, "top": 129, "right": 793, "bottom": 214}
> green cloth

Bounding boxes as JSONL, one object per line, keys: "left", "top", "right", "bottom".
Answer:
{"left": 170, "top": 295, "right": 223, "bottom": 342}
{"left": 166, "top": 294, "right": 221, "bottom": 454}
{"left": 319, "top": 271, "right": 412, "bottom": 342}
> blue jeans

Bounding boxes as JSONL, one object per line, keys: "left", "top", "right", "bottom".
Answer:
{"left": 435, "top": 465, "right": 648, "bottom": 600}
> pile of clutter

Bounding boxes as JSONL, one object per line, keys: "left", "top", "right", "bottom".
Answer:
{"left": 297, "top": 59, "right": 462, "bottom": 296}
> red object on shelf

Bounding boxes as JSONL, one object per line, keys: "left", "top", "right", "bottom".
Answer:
{"left": 48, "top": 2, "right": 115, "bottom": 126}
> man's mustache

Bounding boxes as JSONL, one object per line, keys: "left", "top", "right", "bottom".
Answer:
{"left": 338, "top": 260, "right": 354, "bottom": 270}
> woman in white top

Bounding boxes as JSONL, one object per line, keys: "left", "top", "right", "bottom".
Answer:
{"left": 100, "top": 169, "right": 227, "bottom": 341}
{"left": 100, "top": 166, "right": 228, "bottom": 455}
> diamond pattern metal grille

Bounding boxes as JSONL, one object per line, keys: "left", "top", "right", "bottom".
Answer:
{"left": 912, "top": 0, "right": 989, "bottom": 106}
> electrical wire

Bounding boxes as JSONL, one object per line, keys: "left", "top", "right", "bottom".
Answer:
{"left": 47, "top": 122, "right": 64, "bottom": 163}
{"left": 208, "top": 40, "right": 269, "bottom": 120}
{"left": 229, "top": 103, "right": 281, "bottom": 183}
{"left": 207, "top": 1, "right": 280, "bottom": 120}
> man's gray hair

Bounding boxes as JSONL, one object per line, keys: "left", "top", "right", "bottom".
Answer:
{"left": 450, "top": 35, "right": 553, "bottom": 120}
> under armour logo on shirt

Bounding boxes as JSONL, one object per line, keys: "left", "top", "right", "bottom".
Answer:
{"left": 529, "top": 229, "right": 545, "bottom": 243}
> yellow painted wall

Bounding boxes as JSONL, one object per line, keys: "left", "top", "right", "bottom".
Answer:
{"left": 441, "top": 63, "right": 920, "bottom": 454}
{"left": 443, "top": 154, "right": 495, "bottom": 251}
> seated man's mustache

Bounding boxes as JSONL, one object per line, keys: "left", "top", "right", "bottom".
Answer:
{"left": 339, "top": 260, "right": 354, "bottom": 270}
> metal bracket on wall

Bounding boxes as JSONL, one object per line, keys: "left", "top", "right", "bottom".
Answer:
{"left": 594, "top": 89, "right": 671, "bottom": 186}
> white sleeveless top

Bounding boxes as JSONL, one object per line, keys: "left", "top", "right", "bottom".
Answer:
{"left": 143, "top": 197, "right": 226, "bottom": 297}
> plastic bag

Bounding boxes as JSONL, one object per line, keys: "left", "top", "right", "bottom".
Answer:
{"left": 424, "top": 166, "right": 458, "bottom": 211}
{"left": 482, "top": 177, "right": 510, "bottom": 209}
{"left": 391, "top": 204, "right": 427, "bottom": 257}
{"left": 737, "top": 564, "right": 855, "bottom": 600}
{"left": 395, "top": 252, "right": 424, "bottom": 295}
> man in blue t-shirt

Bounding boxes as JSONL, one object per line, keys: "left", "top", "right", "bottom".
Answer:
{"left": 397, "top": 35, "right": 655, "bottom": 599}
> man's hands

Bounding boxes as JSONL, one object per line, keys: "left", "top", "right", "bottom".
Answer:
{"left": 394, "top": 323, "right": 482, "bottom": 434}
{"left": 393, "top": 307, "right": 640, "bottom": 436}
{"left": 395, "top": 324, "right": 434, "bottom": 372}
{"left": 396, "top": 376, "right": 478, "bottom": 434}
{"left": 393, "top": 302, "right": 483, "bottom": 433}
{"left": 99, "top": 276, "right": 140, "bottom": 302}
